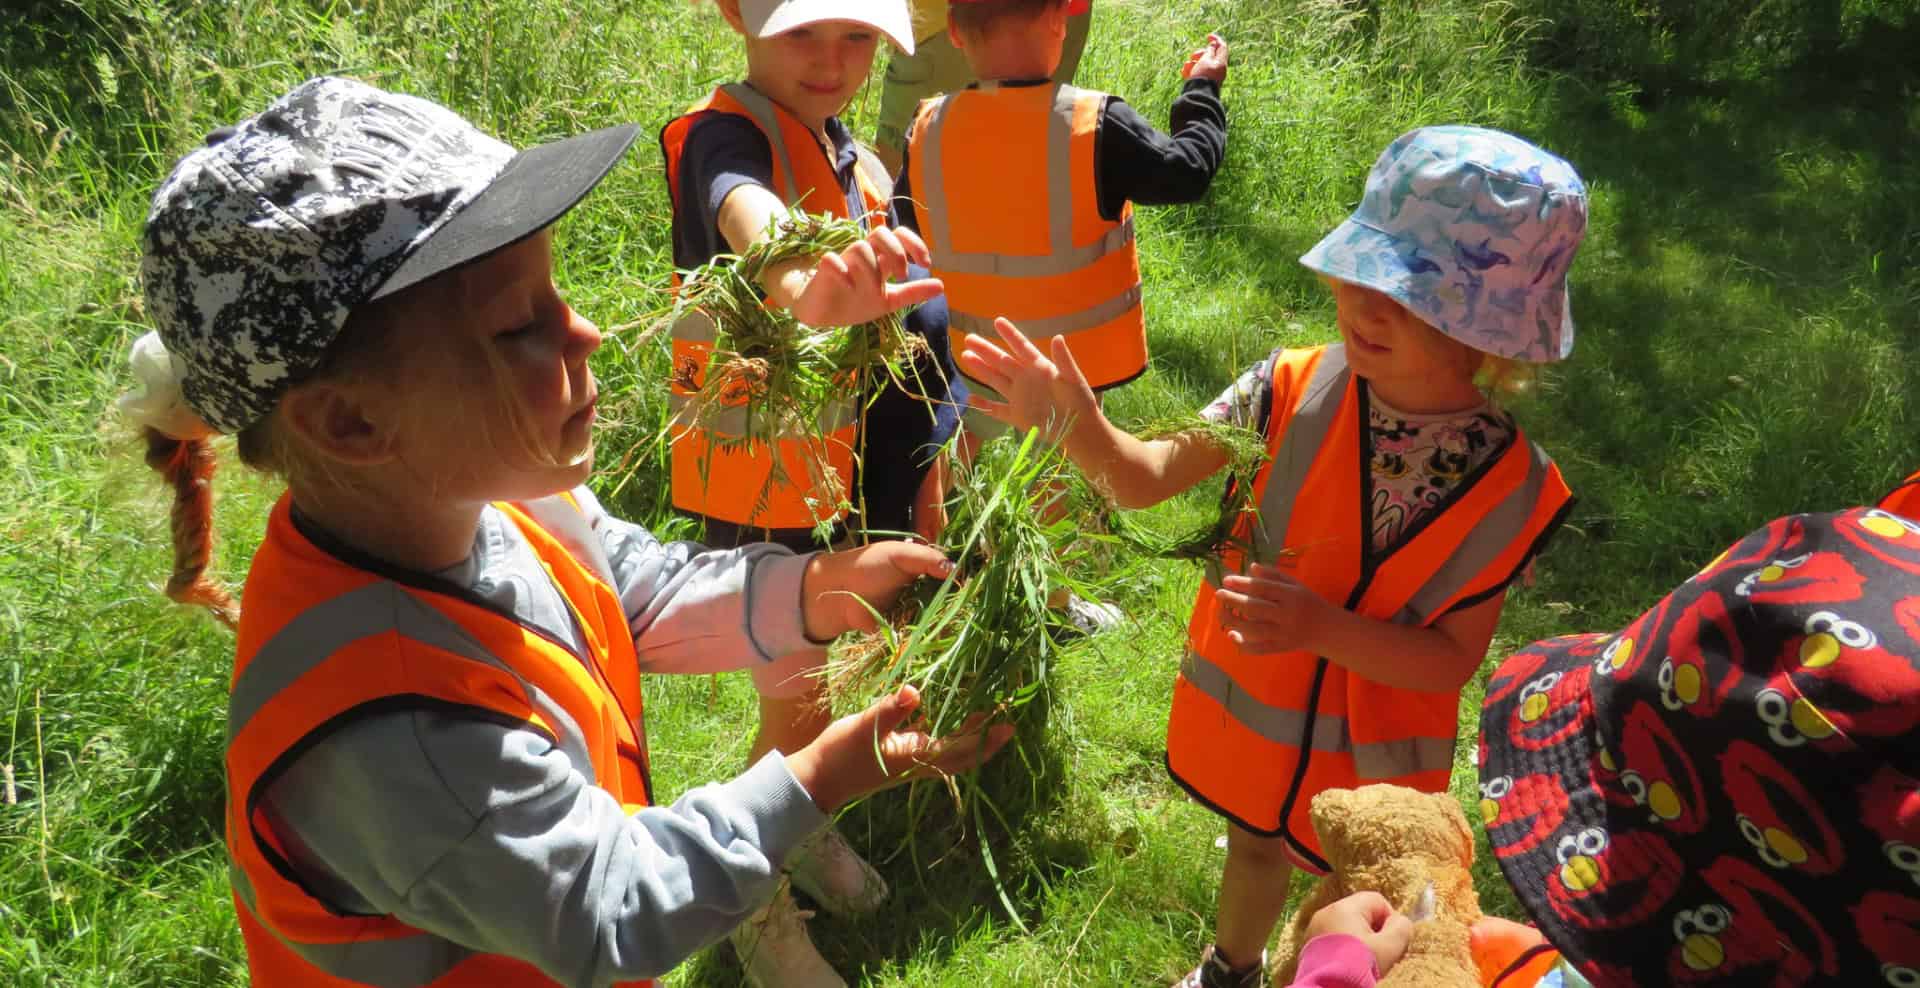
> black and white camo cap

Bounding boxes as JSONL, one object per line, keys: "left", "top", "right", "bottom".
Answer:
{"left": 140, "top": 75, "right": 638, "bottom": 434}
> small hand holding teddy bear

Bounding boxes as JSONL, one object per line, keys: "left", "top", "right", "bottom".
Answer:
{"left": 1273, "top": 785, "right": 1486, "bottom": 987}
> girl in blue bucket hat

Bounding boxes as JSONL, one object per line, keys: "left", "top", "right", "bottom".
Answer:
{"left": 957, "top": 125, "right": 1589, "bottom": 988}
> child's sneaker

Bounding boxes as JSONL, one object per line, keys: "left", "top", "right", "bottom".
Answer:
{"left": 1172, "top": 945, "right": 1268, "bottom": 988}
{"left": 729, "top": 884, "right": 847, "bottom": 988}
{"left": 787, "top": 826, "right": 889, "bottom": 916}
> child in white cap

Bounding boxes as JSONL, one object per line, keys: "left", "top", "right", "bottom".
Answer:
{"left": 659, "top": 1, "right": 966, "bottom": 982}
{"left": 956, "top": 125, "right": 1589, "bottom": 987}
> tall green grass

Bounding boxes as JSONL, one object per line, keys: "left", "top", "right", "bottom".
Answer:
{"left": 3, "top": 0, "right": 1915, "bottom": 983}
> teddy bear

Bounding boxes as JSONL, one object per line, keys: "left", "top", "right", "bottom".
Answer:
{"left": 1270, "top": 784, "right": 1483, "bottom": 987}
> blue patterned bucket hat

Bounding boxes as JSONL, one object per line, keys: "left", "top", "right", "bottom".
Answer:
{"left": 1301, "top": 126, "right": 1587, "bottom": 363}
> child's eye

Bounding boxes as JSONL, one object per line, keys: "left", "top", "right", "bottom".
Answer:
{"left": 498, "top": 321, "right": 538, "bottom": 340}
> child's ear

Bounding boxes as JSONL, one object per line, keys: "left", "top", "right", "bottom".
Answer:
{"left": 1045, "top": 0, "right": 1070, "bottom": 39}
{"left": 946, "top": 15, "right": 965, "bottom": 51}
{"left": 279, "top": 381, "right": 395, "bottom": 467}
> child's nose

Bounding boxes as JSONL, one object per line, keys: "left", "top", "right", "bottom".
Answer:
{"left": 565, "top": 305, "right": 603, "bottom": 357}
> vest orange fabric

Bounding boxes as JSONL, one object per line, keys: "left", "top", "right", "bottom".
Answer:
{"left": 1472, "top": 919, "right": 1564, "bottom": 987}
{"left": 1165, "top": 345, "right": 1572, "bottom": 872}
{"left": 907, "top": 82, "right": 1146, "bottom": 391}
{"left": 660, "top": 83, "right": 886, "bottom": 530}
{"left": 226, "top": 495, "right": 653, "bottom": 987}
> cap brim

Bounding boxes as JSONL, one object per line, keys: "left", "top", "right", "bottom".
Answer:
{"left": 372, "top": 123, "right": 640, "bottom": 301}
{"left": 1299, "top": 218, "right": 1436, "bottom": 313}
{"left": 751, "top": 0, "right": 916, "bottom": 54}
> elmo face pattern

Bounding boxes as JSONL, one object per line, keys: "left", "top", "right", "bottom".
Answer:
{"left": 1664, "top": 857, "right": 1837, "bottom": 985}
{"left": 1479, "top": 509, "right": 1920, "bottom": 987}
{"left": 1480, "top": 771, "right": 1571, "bottom": 856}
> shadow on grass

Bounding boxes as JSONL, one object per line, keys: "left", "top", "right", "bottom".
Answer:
{"left": 1516, "top": 58, "right": 1919, "bottom": 618}
{"left": 678, "top": 688, "right": 1096, "bottom": 984}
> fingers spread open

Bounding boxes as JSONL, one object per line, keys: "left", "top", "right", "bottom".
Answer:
{"left": 1046, "top": 334, "right": 1092, "bottom": 392}
{"left": 894, "top": 226, "right": 933, "bottom": 267}
{"left": 883, "top": 277, "right": 945, "bottom": 310}
{"left": 993, "top": 317, "right": 1047, "bottom": 364}
{"left": 867, "top": 226, "right": 910, "bottom": 282}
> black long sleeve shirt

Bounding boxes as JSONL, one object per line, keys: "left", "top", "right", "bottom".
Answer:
{"left": 893, "top": 76, "right": 1228, "bottom": 233}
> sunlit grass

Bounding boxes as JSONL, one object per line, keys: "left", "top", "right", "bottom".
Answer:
{"left": 2, "top": 0, "right": 1915, "bottom": 983}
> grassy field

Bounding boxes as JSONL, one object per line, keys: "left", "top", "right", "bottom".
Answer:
{"left": 3, "top": 0, "right": 1916, "bottom": 984}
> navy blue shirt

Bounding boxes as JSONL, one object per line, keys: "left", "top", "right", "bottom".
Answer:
{"left": 666, "top": 105, "right": 961, "bottom": 545}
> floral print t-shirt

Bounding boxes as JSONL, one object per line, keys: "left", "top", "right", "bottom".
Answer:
{"left": 1201, "top": 352, "right": 1515, "bottom": 557}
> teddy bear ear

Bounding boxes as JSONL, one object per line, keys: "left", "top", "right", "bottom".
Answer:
{"left": 1309, "top": 787, "right": 1359, "bottom": 846}
{"left": 1430, "top": 792, "right": 1474, "bottom": 855}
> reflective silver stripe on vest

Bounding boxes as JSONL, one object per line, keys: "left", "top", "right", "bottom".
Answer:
{"left": 1203, "top": 346, "right": 1352, "bottom": 589}
{"left": 665, "top": 390, "right": 858, "bottom": 438}
{"left": 921, "top": 83, "right": 1140, "bottom": 277}
{"left": 515, "top": 494, "right": 620, "bottom": 591}
{"left": 1392, "top": 440, "right": 1556, "bottom": 626}
{"left": 233, "top": 857, "right": 476, "bottom": 988}
{"left": 228, "top": 580, "right": 599, "bottom": 787}
{"left": 229, "top": 580, "right": 606, "bottom": 983}
{"left": 670, "top": 308, "right": 717, "bottom": 343}
{"left": 932, "top": 217, "right": 1137, "bottom": 278}
{"left": 1180, "top": 649, "right": 1455, "bottom": 778}
{"left": 719, "top": 83, "right": 799, "bottom": 204}
{"left": 917, "top": 92, "right": 961, "bottom": 272}
{"left": 948, "top": 282, "right": 1143, "bottom": 342}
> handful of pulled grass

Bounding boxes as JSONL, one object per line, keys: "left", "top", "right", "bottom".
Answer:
{"left": 826, "top": 427, "right": 1094, "bottom": 737}
{"left": 652, "top": 209, "right": 933, "bottom": 538}
{"left": 825, "top": 428, "right": 1102, "bottom": 921}
{"left": 825, "top": 416, "right": 1267, "bottom": 734}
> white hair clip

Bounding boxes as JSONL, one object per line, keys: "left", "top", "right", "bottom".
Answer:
{"left": 118, "top": 331, "right": 216, "bottom": 440}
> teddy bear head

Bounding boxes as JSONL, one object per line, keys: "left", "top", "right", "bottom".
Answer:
{"left": 1311, "top": 784, "right": 1476, "bottom": 874}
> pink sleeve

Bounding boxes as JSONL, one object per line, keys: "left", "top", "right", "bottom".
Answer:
{"left": 1286, "top": 934, "right": 1380, "bottom": 988}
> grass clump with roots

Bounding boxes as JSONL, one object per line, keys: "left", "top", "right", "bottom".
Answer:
{"left": 639, "top": 209, "right": 935, "bottom": 540}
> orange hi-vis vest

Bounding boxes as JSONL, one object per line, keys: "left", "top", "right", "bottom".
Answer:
{"left": 907, "top": 82, "right": 1147, "bottom": 392}
{"left": 1165, "top": 345, "right": 1572, "bottom": 873}
{"left": 660, "top": 83, "right": 887, "bottom": 530}
{"left": 226, "top": 494, "right": 653, "bottom": 987}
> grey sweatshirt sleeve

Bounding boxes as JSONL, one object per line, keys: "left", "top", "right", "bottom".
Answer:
{"left": 568, "top": 486, "right": 821, "bottom": 671}
{"left": 260, "top": 709, "right": 828, "bottom": 987}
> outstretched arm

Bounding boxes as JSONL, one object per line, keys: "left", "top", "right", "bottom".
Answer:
{"left": 716, "top": 183, "right": 942, "bottom": 328}
{"left": 956, "top": 317, "right": 1230, "bottom": 509}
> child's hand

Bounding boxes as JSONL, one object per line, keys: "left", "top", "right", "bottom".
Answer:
{"left": 911, "top": 456, "right": 949, "bottom": 543}
{"left": 1470, "top": 916, "right": 1552, "bottom": 984}
{"left": 801, "top": 540, "right": 953, "bottom": 641}
{"left": 1215, "top": 561, "right": 1330, "bottom": 652}
{"left": 786, "top": 685, "right": 1015, "bottom": 812}
{"left": 1305, "top": 891, "right": 1414, "bottom": 978}
{"left": 956, "top": 317, "right": 1101, "bottom": 445}
{"left": 788, "top": 226, "right": 944, "bottom": 329}
{"left": 1181, "top": 33, "right": 1229, "bottom": 84}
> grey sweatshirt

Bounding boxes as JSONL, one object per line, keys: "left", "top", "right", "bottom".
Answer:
{"left": 256, "top": 486, "right": 829, "bottom": 986}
